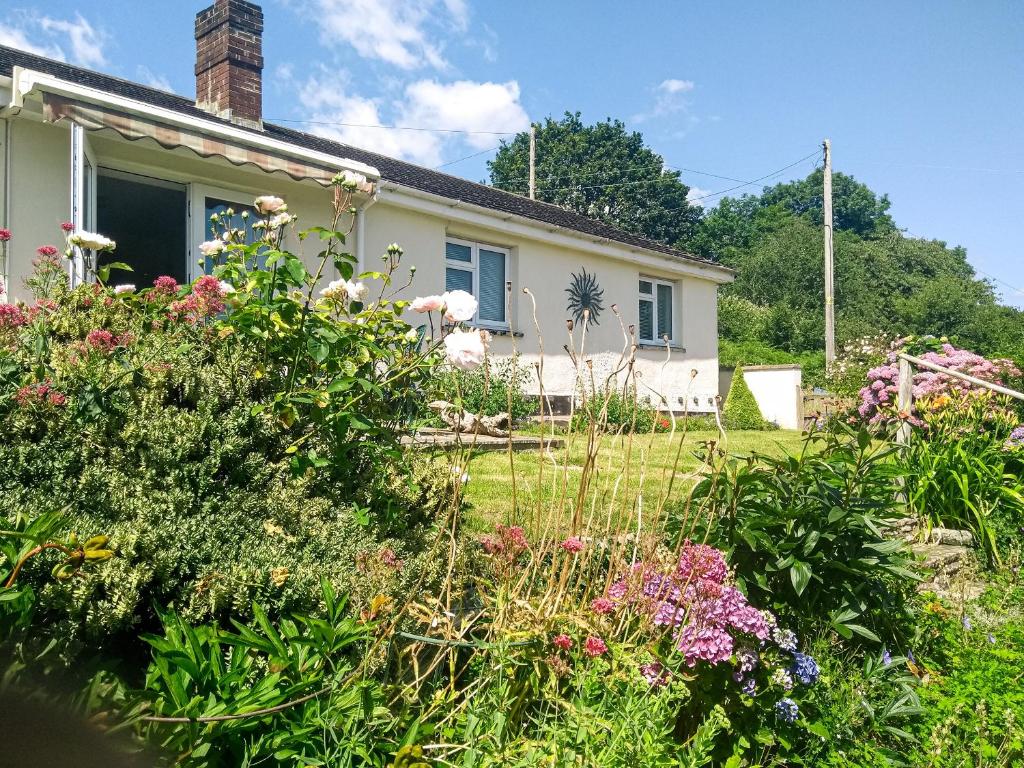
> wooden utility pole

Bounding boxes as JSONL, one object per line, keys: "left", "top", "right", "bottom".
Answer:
{"left": 822, "top": 138, "right": 835, "bottom": 367}
{"left": 529, "top": 125, "right": 537, "bottom": 199}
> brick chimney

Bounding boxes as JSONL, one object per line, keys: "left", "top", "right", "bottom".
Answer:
{"left": 195, "top": 0, "right": 264, "bottom": 129}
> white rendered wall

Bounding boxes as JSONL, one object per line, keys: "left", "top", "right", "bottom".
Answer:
{"left": 738, "top": 366, "right": 803, "bottom": 430}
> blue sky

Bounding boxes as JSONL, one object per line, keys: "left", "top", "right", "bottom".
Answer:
{"left": 4, "top": 0, "right": 1023, "bottom": 306}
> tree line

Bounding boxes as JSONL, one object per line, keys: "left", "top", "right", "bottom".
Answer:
{"left": 489, "top": 113, "right": 1024, "bottom": 368}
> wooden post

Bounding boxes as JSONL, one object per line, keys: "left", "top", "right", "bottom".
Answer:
{"left": 822, "top": 138, "right": 835, "bottom": 369}
{"left": 897, "top": 356, "right": 913, "bottom": 445}
{"left": 529, "top": 125, "right": 536, "bottom": 200}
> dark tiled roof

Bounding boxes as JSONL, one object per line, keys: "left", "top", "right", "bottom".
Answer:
{"left": 0, "top": 44, "right": 726, "bottom": 272}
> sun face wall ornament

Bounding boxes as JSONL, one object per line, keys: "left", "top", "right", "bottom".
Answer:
{"left": 565, "top": 267, "right": 605, "bottom": 327}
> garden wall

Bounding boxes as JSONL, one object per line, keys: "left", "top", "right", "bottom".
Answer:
{"left": 720, "top": 364, "right": 803, "bottom": 429}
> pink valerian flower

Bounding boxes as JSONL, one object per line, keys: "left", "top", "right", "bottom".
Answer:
{"left": 560, "top": 536, "right": 584, "bottom": 553}
{"left": 379, "top": 547, "right": 404, "bottom": 571}
{"left": 0, "top": 304, "right": 28, "bottom": 329}
{"left": 36, "top": 245, "right": 59, "bottom": 257}
{"left": 552, "top": 634, "right": 573, "bottom": 651}
{"left": 85, "top": 329, "right": 121, "bottom": 353}
{"left": 152, "top": 275, "right": 179, "bottom": 295}
{"left": 169, "top": 275, "right": 226, "bottom": 322}
{"left": 60, "top": 222, "right": 75, "bottom": 233}
{"left": 591, "top": 597, "right": 615, "bottom": 615}
{"left": 0, "top": 228, "right": 11, "bottom": 242}
{"left": 583, "top": 636, "right": 608, "bottom": 657}
{"left": 15, "top": 379, "right": 66, "bottom": 407}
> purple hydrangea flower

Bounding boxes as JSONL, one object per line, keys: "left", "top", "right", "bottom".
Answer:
{"left": 772, "top": 627, "right": 798, "bottom": 652}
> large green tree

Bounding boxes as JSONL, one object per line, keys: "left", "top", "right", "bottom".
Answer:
{"left": 488, "top": 112, "right": 702, "bottom": 248}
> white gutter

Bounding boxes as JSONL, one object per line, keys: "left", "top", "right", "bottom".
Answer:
{"left": 378, "top": 181, "right": 736, "bottom": 284}
{"left": 6, "top": 67, "right": 381, "bottom": 182}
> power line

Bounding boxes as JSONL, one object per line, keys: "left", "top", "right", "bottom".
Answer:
{"left": 506, "top": 149, "right": 822, "bottom": 201}
{"left": 266, "top": 117, "right": 519, "bottom": 135}
{"left": 434, "top": 145, "right": 503, "bottom": 170}
{"left": 495, "top": 162, "right": 748, "bottom": 187}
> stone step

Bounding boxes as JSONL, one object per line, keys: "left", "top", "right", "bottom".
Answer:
{"left": 912, "top": 543, "right": 973, "bottom": 576}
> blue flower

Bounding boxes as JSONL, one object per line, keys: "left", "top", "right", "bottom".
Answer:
{"left": 775, "top": 698, "right": 799, "bottom": 723}
{"left": 882, "top": 648, "right": 892, "bottom": 666}
{"left": 741, "top": 677, "right": 757, "bottom": 696}
{"left": 987, "top": 633, "right": 996, "bottom": 644}
{"left": 791, "top": 652, "right": 820, "bottom": 685}
{"left": 962, "top": 615, "right": 973, "bottom": 631}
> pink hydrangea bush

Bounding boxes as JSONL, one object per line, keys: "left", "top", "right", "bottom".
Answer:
{"left": 857, "top": 338, "right": 1021, "bottom": 423}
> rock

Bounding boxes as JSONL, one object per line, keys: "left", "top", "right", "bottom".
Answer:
{"left": 928, "top": 528, "right": 974, "bottom": 547}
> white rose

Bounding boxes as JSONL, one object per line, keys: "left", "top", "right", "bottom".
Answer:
{"left": 218, "top": 280, "right": 235, "bottom": 295}
{"left": 444, "top": 328, "right": 487, "bottom": 370}
{"left": 253, "top": 195, "right": 286, "bottom": 215}
{"left": 269, "top": 213, "right": 296, "bottom": 229}
{"left": 412, "top": 295, "right": 444, "bottom": 313}
{"left": 69, "top": 231, "right": 116, "bottom": 251}
{"left": 346, "top": 280, "right": 368, "bottom": 302}
{"left": 113, "top": 284, "right": 135, "bottom": 294}
{"left": 320, "top": 278, "right": 347, "bottom": 300}
{"left": 442, "top": 289, "right": 477, "bottom": 323}
{"left": 199, "top": 240, "right": 226, "bottom": 257}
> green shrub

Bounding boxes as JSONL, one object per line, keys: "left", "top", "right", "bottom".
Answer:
{"left": 676, "top": 425, "right": 919, "bottom": 643}
{"left": 722, "top": 366, "right": 772, "bottom": 430}
{"left": 569, "top": 387, "right": 664, "bottom": 433}
{"left": 427, "top": 354, "right": 536, "bottom": 422}
{"left": 0, "top": 192, "right": 455, "bottom": 657}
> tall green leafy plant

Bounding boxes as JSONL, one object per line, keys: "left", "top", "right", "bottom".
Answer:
{"left": 678, "top": 426, "right": 918, "bottom": 643}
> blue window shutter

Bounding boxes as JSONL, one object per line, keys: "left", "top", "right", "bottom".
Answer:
{"left": 657, "top": 283, "right": 673, "bottom": 340}
{"left": 478, "top": 249, "right": 506, "bottom": 323}
{"left": 446, "top": 267, "right": 472, "bottom": 295}
{"left": 446, "top": 241, "right": 472, "bottom": 262}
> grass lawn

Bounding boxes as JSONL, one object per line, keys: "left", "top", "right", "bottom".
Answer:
{"left": 447, "top": 428, "right": 808, "bottom": 531}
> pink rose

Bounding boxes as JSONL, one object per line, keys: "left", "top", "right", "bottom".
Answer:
{"left": 253, "top": 195, "right": 286, "bottom": 215}
{"left": 442, "top": 289, "right": 477, "bottom": 322}
{"left": 411, "top": 295, "right": 444, "bottom": 313}
{"left": 443, "top": 328, "right": 487, "bottom": 370}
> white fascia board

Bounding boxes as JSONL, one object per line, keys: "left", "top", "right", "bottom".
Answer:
{"left": 6, "top": 67, "right": 381, "bottom": 181}
{"left": 378, "top": 182, "right": 736, "bottom": 284}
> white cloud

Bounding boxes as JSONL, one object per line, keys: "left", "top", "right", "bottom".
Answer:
{"left": 687, "top": 186, "right": 712, "bottom": 207}
{"left": 658, "top": 78, "right": 695, "bottom": 95}
{"left": 294, "top": 67, "right": 529, "bottom": 167}
{"left": 292, "top": 0, "right": 469, "bottom": 70}
{"left": 136, "top": 65, "right": 173, "bottom": 93}
{"left": 0, "top": 11, "right": 108, "bottom": 68}
{"left": 633, "top": 77, "right": 697, "bottom": 123}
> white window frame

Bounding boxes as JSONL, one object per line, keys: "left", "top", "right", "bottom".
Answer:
{"left": 638, "top": 276, "right": 676, "bottom": 344}
{"left": 445, "top": 236, "right": 511, "bottom": 330}
{"left": 70, "top": 123, "right": 96, "bottom": 287}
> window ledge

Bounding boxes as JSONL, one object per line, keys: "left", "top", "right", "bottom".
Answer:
{"left": 638, "top": 342, "right": 686, "bottom": 352}
{"left": 482, "top": 327, "right": 524, "bottom": 338}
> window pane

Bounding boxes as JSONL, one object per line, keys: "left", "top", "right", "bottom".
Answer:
{"left": 446, "top": 241, "right": 472, "bottom": 262}
{"left": 657, "top": 283, "right": 673, "bottom": 341}
{"left": 204, "top": 197, "right": 263, "bottom": 274}
{"left": 639, "top": 279, "right": 653, "bottom": 295}
{"left": 97, "top": 173, "right": 187, "bottom": 286}
{"left": 446, "top": 267, "right": 473, "bottom": 295}
{"left": 639, "top": 298, "right": 654, "bottom": 341}
{"left": 478, "top": 249, "right": 506, "bottom": 323}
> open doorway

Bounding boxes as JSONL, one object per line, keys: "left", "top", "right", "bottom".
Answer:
{"left": 96, "top": 169, "right": 188, "bottom": 287}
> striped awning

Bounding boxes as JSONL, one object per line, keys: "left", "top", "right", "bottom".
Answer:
{"left": 41, "top": 93, "right": 373, "bottom": 191}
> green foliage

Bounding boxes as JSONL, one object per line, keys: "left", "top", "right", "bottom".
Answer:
{"left": 0, "top": 198, "right": 454, "bottom": 657}
{"left": 722, "top": 367, "right": 772, "bottom": 430}
{"left": 902, "top": 393, "right": 1024, "bottom": 566}
{"left": 570, "top": 387, "right": 667, "bottom": 434}
{"left": 680, "top": 426, "right": 918, "bottom": 643}
{"left": 427, "top": 355, "right": 536, "bottom": 422}
{"left": 909, "top": 586, "right": 1024, "bottom": 766}
{"left": 488, "top": 112, "right": 702, "bottom": 249}
{"left": 112, "top": 580, "right": 411, "bottom": 767}
{"left": 759, "top": 169, "right": 897, "bottom": 237}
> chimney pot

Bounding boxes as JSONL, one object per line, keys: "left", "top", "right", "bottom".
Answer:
{"left": 194, "top": 0, "right": 263, "bottom": 129}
